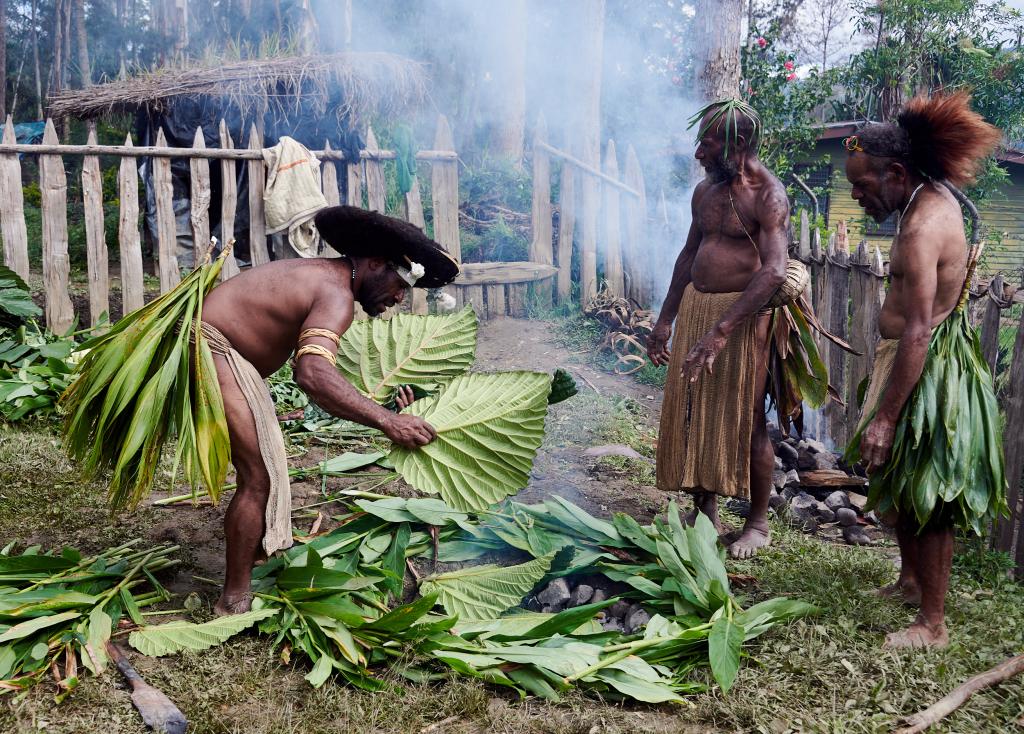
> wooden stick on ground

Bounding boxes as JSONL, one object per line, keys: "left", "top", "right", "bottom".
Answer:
{"left": 895, "top": 653, "right": 1024, "bottom": 734}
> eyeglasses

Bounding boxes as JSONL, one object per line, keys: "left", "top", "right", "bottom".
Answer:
{"left": 843, "top": 135, "right": 864, "bottom": 153}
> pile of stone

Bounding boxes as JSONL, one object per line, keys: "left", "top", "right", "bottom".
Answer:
{"left": 765, "top": 431, "right": 877, "bottom": 546}
{"left": 529, "top": 576, "right": 652, "bottom": 633}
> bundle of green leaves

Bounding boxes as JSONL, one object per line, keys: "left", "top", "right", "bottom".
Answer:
{"left": 0, "top": 266, "right": 78, "bottom": 422}
{"left": 0, "top": 540, "right": 178, "bottom": 698}
{"left": 124, "top": 493, "right": 815, "bottom": 701}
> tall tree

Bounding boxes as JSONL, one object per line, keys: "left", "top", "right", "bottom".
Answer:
{"left": 74, "top": 0, "right": 91, "bottom": 87}
{"left": 31, "top": 0, "right": 42, "bottom": 118}
{"left": 482, "top": 0, "right": 527, "bottom": 163}
{"left": 692, "top": 0, "right": 743, "bottom": 101}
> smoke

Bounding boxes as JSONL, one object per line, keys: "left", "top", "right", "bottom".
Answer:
{"left": 321, "top": 0, "right": 705, "bottom": 311}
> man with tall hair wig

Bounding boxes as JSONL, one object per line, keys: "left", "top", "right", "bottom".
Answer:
{"left": 843, "top": 91, "right": 1008, "bottom": 648}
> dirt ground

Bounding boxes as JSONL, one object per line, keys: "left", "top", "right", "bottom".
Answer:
{"left": 2, "top": 316, "right": 1023, "bottom": 734}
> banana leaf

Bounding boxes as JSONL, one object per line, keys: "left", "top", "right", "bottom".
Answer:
{"left": 61, "top": 250, "right": 231, "bottom": 510}
{"left": 845, "top": 308, "right": 1008, "bottom": 532}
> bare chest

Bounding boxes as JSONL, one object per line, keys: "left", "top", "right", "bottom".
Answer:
{"left": 697, "top": 186, "right": 758, "bottom": 243}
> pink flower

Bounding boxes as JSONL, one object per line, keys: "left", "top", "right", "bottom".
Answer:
{"left": 786, "top": 72, "right": 797, "bottom": 81}
{"left": 757, "top": 37, "right": 767, "bottom": 48}
{"left": 784, "top": 60, "right": 794, "bottom": 71}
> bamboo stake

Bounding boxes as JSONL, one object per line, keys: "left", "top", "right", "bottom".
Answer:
{"left": 153, "top": 128, "right": 180, "bottom": 292}
{"left": 218, "top": 120, "right": 240, "bottom": 280}
{"left": 0, "top": 116, "right": 30, "bottom": 280}
{"left": 117, "top": 134, "right": 145, "bottom": 313}
{"left": 81, "top": 125, "right": 109, "bottom": 326}
{"left": 189, "top": 127, "right": 211, "bottom": 261}
{"left": 247, "top": 124, "right": 268, "bottom": 267}
{"left": 39, "top": 120, "right": 75, "bottom": 333}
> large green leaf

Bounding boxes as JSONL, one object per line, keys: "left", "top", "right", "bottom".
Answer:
{"left": 390, "top": 371, "right": 552, "bottom": 512}
{"left": 0, "top": 265, "right": 41, "bottom": 320}
{"left": 708, "top": 615, "right": 744, "bottom": 694}
{"left": 128, "top": 609, "right": 277, "bottom": 656}
{"left": 336, "top": 307, "right": 478, "bottom": 402}
{"left": 421, "top": 553, "right": 554, "bottom": 621}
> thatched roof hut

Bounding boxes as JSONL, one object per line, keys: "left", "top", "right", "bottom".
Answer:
{"left": 47, "top": 51, "right": 427, "bottom": 127}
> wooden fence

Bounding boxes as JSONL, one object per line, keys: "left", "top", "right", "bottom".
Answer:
{"left": 792, "top": 209, "right": 1024, "bottom": 575}
{"left": 0, "top": 113, "right": 653, "bottom": 326}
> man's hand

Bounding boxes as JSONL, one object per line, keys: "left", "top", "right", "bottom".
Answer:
{"left": 394, "top": 385, "right": 417, "bottom": 410}
{"left": 647, "top": 322, "right": 672, "bottom": 366}
{"left": 682, "top": 327, "right": 727, "bottom": 382}
{"left": 383, "top": 414, "right": 437, "bottom": 449}
{"left": 860, "top": 416, "right": 896, "bottom": 473}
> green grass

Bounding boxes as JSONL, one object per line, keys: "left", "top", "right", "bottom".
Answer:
{"left": 2, "top": 422, "right": 1023, "bottom": 733}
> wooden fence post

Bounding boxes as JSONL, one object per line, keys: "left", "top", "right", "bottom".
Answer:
{"left": 431, "top": 115, "right": 467, "bottom": 312}
{"left": 997, "top": 293, "right": 1024, "bottom": 564}
{"left": 189, "top": 127, "right": 212, "bottom": 260}
{"left": 602, "top": 139, "right": 624, "bottom": 297}
{"left": 118, "top": 134, "right": 145, "bottom": 314}
{"left": 529, "top": 114, "right": 553, "bottom": 308}
{"left": 622, "top": 144, "right": 646, "bottom": 306}
{"left": 39, "top": 120, "right": 74, "bottom": 333}
{"left": 980, "top": 275, "right": 1004, "bottom": 375}
{"left": 218, "top": 120, "right": 241, "bottom": 280}
{"left": 247, "top": 124, "right": 269, "bottom": 266}
{"left": 321, "top": 141, "right": 341, "bottom": 207}
{"left": 81, "top": 124, "right": 109, "bottom": 325}
{"left": 364, "top": 126, "right": 387, "bottom": 214}
{"left": 825, "top": 227, "right": 850, "bottom": 445}
{"left": 579, "top": 139, "right": 600, "bottom": 307}
{"left": 556, "top": 152, "right": 576, "bottom": 304}
{"left": 153, "top": 128, "right": 180, "bottom": 293}
{"left": 346, "top": 155, "right": 363, "bottom": 207}
{"left": 845, "top": 240, "right": 882, "bottom": 440}
{"left": 0, "top": 117, "right": 30, "bottom": 280}
{"left": 405, "top": 174, "right": 429, "bottom": 315}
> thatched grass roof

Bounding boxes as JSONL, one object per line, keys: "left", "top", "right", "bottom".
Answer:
{"left": 47, "top": 51, "right": 427, "bottom": 123}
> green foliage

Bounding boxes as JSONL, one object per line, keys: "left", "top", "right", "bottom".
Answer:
{"left": 0, "top": 324, "right": 77, "bottom": 422}
{"left": 335, "top": 307, "right": 478, "bottom": 403}
{"left": 61, "top": 251, "right": 232, "bottom": 510}
{"left": 421, "top": 554, "right": 555, "bottom": 621}
{"left": 742, "top": 34, "right": 840, "bottom": 184}
{"left": 846, "top": 308, "right": 1008, "bottom": 533}
{"left": 0, "top": 540, "right": 177, "bottom": 694}
{"left": 129, "top": 609, "right": 277, "bottom": 657}
{"left": 391, "top": 371, "right": 552, "bottom": 512}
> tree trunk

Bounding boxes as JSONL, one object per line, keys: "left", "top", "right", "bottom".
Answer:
{"left": 74, "top": 0, "right": 91, "bottom": 88}
{"left": 692, "top": 0, "right": 743, "bottom": 101}
{"left": 0, "top": 0, "right": 7, "bottom": 118}
{"left": 482, "top": 0, "right": 528, "bottom": 164}
{"left": 31, "top": 0, "right": 42, "bottom": 118}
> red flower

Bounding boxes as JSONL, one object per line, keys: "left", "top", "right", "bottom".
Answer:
{"left": 757, "top": 37, "right": 767, "bottom": 48}
{"left": 784, "top": 60, "right": 794, "bottom": 71}
{"left": 786, "top": 72, "right": 797, "bottom": 81}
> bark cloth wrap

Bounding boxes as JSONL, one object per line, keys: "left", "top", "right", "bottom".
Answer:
{"left": 657, "top": 284, "right": 762, "bottom": 499}
{"left": 201, "top": 322, "right": 293, "bottom": 556}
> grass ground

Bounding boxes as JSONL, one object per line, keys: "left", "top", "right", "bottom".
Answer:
{"left": 2, "top": 315, "right": 1023, "bottom": 733}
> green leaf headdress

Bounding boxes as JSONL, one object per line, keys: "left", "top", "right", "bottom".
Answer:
{"left": 686, "top": 98, "right": 763, "bottom": 157}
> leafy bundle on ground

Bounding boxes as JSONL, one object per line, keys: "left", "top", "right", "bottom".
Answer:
{"left": 127, "top": 494, "right": 814, "bottom": 702}
{"left": 0, "top": 540, "right": 177, "bottom": 698}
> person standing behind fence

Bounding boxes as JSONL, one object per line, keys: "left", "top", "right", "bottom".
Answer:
{"left": 842, "top": 92, "right": 1007, "bottom": 648}
{"left": 647, "top": 99, "right": 791, "bottom": 560}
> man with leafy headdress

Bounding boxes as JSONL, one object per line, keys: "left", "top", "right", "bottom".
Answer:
{"left": 63, "top": 206, "right": 460, "bottom": 615}
{"left": 843, "top": 92, "right": 1007, "bottom": 648}
{"left": 648, "top": 99, "right": 797, "bottom": 559}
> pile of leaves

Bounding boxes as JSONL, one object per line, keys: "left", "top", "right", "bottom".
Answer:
{"left": 0, "top": 540, "right": 178, "bottom": 698}
{"left": 0, "top": 266, "right": 78, "bottom": 422}
{"left": 125, "top": 494, "right": 815, "bottom": 702}
{"left": 583, "top": 286, "right": 656, "bottom": 376}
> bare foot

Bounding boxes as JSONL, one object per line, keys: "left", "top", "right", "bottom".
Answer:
{"left": 875, "top": 580, "right": 922, "bottom": 607}
{"left": 883, "top": 621, "right": 948, "bottom": 649}
{"left": 214, "top": 591, "right": 253, "bottom": 616}
{"left": 684, "top": 507, "right": 728, "bottom": 536}
{"left": 728, "top": 526, "right": 771, "bottom": 559}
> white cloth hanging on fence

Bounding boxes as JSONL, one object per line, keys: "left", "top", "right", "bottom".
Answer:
{"left": 262, "top": 136, "right": 328, "bottom": 258}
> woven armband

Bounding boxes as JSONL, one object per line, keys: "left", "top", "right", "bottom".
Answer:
{"left": 298, "top": 328, "right": 342, "bottom": 347}
{"left": 294, "top": 344, "right": 337, "bottom": 366}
